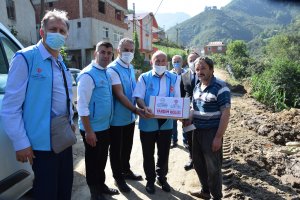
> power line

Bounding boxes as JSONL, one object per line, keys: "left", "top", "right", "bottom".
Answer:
{"left": 154, "top": 0, "right": 164, "bottom": 16}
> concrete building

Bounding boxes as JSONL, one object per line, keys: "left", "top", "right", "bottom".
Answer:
{"left": 0, "top": 0, "right": 37, "bottom": 47}
{"left": 204, "top": 41, "right": 226, "bottom": 55}
{"left": 32, "top": 0, "right": 129, "bottom": 68}
{"left": 127, "top": 12, "right": 159, "bottom": 62}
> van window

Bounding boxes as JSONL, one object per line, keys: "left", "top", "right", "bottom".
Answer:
{"left": 0, "top": 32, "right": 20, "bottom": 93}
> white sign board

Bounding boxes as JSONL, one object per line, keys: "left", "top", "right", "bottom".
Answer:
{"left": 149, "top": 96, "right": 190, "bottom": 119}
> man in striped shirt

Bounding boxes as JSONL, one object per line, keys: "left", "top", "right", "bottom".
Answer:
{"left": 188, "top": 57, "right": 231, "bottom": 200}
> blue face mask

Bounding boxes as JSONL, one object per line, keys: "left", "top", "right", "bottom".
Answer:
{"left": 45, "top": 32, "right": 65, "bottom": 50}
{"left": 173, "top": 62, "right": 181, "bottom": 69}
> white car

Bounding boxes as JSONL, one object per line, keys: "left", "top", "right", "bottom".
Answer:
{"left": 0, "top": 23, "right": 34, "bottom": 200}
{"left": 69, "top": 68, "right": 81, "bottom": 114}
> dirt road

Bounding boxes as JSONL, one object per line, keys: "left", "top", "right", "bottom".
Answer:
{"left": 22, "top": 68, "right": 300, "bottom": 199}
{"left": 72, "top": 68, "right": 300, "bottom": 200}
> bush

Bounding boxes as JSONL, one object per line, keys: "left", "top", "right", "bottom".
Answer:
{"left": 251, "top": 58, "right": 300, "bottom": 111}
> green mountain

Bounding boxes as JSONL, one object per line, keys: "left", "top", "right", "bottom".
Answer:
{"left": 166, "top": 0, "right": 300, "bottom": 49}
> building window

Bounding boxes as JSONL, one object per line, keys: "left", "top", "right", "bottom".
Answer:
{"left": 113, "top": 31, "right": 123, "bottom": 43}
{"left": 6, "top": 0, "right": 16, "bottom": 20}
{"left": 217, "top": 46, "right": 222, "bottom": 51}
{"left": 103, "top": 27, "right": 109, "bottom": 38}
{"left": 98, "top": 1, "right": 105, "bottom": 14}
{"left": 115, "top": 9, "right": 121, "bottom": 21}
{"left": 49, "top": 2, "right": 53, "bottom": 7}
{"left": 77, "top": 22, "right": 81, "bottom": 28}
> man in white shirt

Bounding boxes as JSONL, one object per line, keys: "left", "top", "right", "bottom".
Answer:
{"left": 106, "top": 38, "right": 145, "bottom": 193}
{"left": 77, "top": 41, "right": 118, "bottom": 200}
{"left": 133, "top": 50, "right": 181, "bottom": 194}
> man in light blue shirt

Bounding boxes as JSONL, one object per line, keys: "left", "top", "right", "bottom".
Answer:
{"left": 1, "top": 9, "right": 75, "bottom": 200}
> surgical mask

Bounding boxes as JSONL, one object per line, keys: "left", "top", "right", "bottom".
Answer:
{"left": 189, "top": 62, "right": 195, "bottom": 72}
{"left": 45, "top": 32, "right": 65, "bottom": 50}
{"left": 154, "top": 65, "right": 167, "bottom": 76}
{"left": 173, "top": 63, "right": 181, "bottom": 69}
{"left": 121, "top": 52, "right": 134, "bottom": 64}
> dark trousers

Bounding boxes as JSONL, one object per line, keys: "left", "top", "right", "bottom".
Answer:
{"left": 171, "top": 120, "right": 178, "bottom": 143}
{"left": 140, "top": 129, "right": 172, "bottom": 184}
{"left": 32, "top": 147, "right": 73, "bottom": 200}
{"left": 80, "top": 129, "right": 110, "bottom": 189}
{"left": 192, "top": 128, "right": 223, "bottom": 199}
{"left": 109, "top": 122, "right": 135, "bottom": 181}
{"left": 186, "top": 130, "right": 193, "bottom": 160}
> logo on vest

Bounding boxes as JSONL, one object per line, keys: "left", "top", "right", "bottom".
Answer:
{"left": 37, "top": 68, "right": 42, "bottom": 73}
{"left": 170, "top": 86, "right": 174, "bottom": 93}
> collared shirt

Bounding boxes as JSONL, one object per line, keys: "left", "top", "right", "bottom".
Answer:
{"left": 192, "top": 76, "right": 231, "bottom": 128}
{"left": 133, "top": 70, "right": 181, "bottom": 99}
{"left": 1, "top": 40, "right": 71, "bottom": 150}
{"left": 170, "top": 68, "right": 185, "bottom": 75}
{"left": 77, "top": 60, "right": 105, "bottom": 116}
{"left": 107, "top": 57, "right": 129, "bottom": 85}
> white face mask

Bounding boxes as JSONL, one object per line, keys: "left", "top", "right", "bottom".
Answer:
{"left": 189, "top": 62, "right": 195, "bottom": 73}
{"left": 120, "top": 52, "right": 134, "bottom": 64}
{"left": 154, "top": 65, "right": 167, "bottom": 76}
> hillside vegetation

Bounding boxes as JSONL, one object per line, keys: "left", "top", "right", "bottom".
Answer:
{"left": 166, "top": 0, "right": 300, "bottom": 55}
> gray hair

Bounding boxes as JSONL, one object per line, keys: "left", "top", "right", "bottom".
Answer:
{"left": 41, "top": 9, "right": 69, "bottom": 30}
{"left": 151, "top": 50, "right": 167, "bottom": 61}
{"left": 118, "top": 38, "right": 134, "bottom": 50}
{"left": 172, "top": 55, "right": 182, "bottom": 63}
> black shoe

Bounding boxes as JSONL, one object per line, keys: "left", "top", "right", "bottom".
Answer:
{"left": 157, "top": 179, "right": 171, "bottom": 192}
{"left": 90, "top": 193, "right": 106, "bottom": 200}
{"left": 145, "top": 182, "right": 155, "bottom": 194}
{"left": 123, "top": 171, "right": 143, "bottom": 181}
{"left": 90, "top": 186, "right": 107, "bottom": 200}
{"left": 190, "top": 190, "right": 211, "bottom": 199}
{"left": 170, "top": 142, "right": 178, "bottom": 149}
{"left": 184, "top": 161, "right": 193, "bottom": 171}
{"left": 115, "top": 180, "right": 131, "bottom": 193}
{"left": 101, "top": 185, "right": 119, "bottom": 195}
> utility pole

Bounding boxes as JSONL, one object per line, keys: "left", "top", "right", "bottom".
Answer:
{"left": 133, "top": 3, "right": 136, "bottom": 33}
{"left": 176, "top": 23, "right": 180, "bottom": 46}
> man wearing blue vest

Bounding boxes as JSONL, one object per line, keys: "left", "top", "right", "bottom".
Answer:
{"left": 189, "top": 57, "right": 231, "bottom": 200}
{"left": 106, "top": 38, "right": 145, "bottom": 193}
{"left": 77, "top": 41, "right": 119, "bottom": 200}
{"left": 133, "top": 50, "right": 181, "bottom": 194}
{"left": 1, "top": 10, "right": 74, "bottom": 199}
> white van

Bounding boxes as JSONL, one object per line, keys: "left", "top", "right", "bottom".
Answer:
{"left": 0, "top": 23, "right": 34, "bottom": 200}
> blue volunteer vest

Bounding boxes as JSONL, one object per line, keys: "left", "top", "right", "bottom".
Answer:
{"left": 108, "top": 60, "right": 136, "bottom": 126}
{"left": 139, "top": 71, "right": 177, "bottom": 132}
{"left": 18, "top": 45, "right": 73, "bottom": 150}
{"left": 78, "top": 64, "right": 113, "bottom": 131}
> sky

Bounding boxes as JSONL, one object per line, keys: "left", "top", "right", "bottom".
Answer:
{"left": 127, "top": 0, "right": 232, "bottom": 17}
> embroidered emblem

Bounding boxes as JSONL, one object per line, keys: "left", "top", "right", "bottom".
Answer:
{"left": 170, "top": 86, "right": 174, "bottom": 93}
{"left": 37, "top": 68, "right": 42, "bottom": 73}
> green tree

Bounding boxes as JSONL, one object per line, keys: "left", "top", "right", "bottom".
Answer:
{"left": 226, "top": 40, "right": 251, "bottom": 79}
{"left": 226, "top": 40, "right": 248, "bottom": 59}
{"left": 264, "top": 34, "right": 300, "bottom": 64}
{"left": 132, "top": 31, "right": 145, "bottom": 71}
